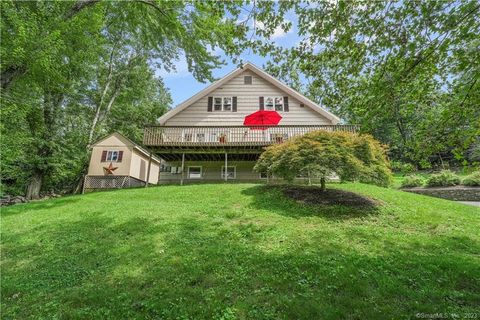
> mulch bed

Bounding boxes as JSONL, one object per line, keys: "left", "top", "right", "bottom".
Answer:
{"left": 282, "top": 186, "right": 379, "bottom": 207}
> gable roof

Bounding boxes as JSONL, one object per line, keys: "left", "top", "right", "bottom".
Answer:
{"left": 92, "top": 132, "right": 161, "bottom": 163}
{"left": 157, "top": 62, "right": 341, "bottom": 125}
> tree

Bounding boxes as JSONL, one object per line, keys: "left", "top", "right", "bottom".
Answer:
{"left": 254, "top": 131, "right": 392, "bottom": 191}
{"left": 264, "top": 0, "right": 480, "bottom": 167}
{"left": 0, "top": 0, "right": 256, "bottom": 199}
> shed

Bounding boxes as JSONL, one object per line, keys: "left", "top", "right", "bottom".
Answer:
{"left": 84, "top": 132, "right": 161, "bottom": 191}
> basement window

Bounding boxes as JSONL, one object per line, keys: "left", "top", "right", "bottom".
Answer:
{"left": 188, "top": 166, "right": 202, "bottom": 179}
{"left": 221, "top": 166, "right": 236, "bottom": 179}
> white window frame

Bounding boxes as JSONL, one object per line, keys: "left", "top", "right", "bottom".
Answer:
{"left": 264, "top": 96, "right": 284, "bottom": 112}
{"left": 188, "top": 166, "right": 202, "bottom": 179}
{"left": 221, "top": 166, "right": 236, "bottom": 179}
{"left": 259, "top": 172, "right": 268, "bottom": 179}
{"left": 213, "top": 96, "right": 233, "bottom": 112}
{"left": 106, "top": 150, "right": 119, "bottom": 162}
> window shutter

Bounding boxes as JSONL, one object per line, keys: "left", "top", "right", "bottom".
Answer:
{"left": 232, "top": 97, "right": 237, "bottom": 112}
{"left": 101, "top": 150, "right": 107, "bottom": 162}
{"left": 283, "top": 97, "right": 289, "bottom": 112}
{"left": 259, "top": 96, "right": 264, "bottom": 110}
{"left": 118, "top": 151, "right": 123, "bottom": 162}
{"left": 207, "top": 97, "right": 213, "bottom": 112}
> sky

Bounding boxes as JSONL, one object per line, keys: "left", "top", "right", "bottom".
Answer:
{"left": 157, "top": 13, "right": 300, "bottom": 107}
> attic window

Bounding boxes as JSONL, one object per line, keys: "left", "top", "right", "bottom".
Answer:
{"left": 244, "top": 76, "right": 252, "bottom": 84}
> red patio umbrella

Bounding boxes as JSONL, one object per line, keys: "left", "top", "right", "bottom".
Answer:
{"left": 243, "top": 110, "right": 282, "bottom": 130}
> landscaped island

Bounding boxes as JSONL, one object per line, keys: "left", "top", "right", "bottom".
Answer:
{"left": 2, "top": 184, "right": 478, "bottom": 319}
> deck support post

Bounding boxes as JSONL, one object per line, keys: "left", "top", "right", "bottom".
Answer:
{"left": 180, "top": 153, "right": 185, "bottom": 185}
{"left": 145, "top": 152, "right": 152, "bottom": 187}
{"left": 224, "top": 152, "right": 228, "bottom": 182}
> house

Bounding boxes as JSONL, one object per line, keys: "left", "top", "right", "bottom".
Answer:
{"left": 84, "top": 132, "right": 161, "bottom": 191}
{"left": 143, "top": 62, "right": 357, "bottom": 183}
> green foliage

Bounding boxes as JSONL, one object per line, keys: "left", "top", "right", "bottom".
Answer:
{"left": 401, "top": 175, "right": 425, "bottom": 188}
{"left": 255, "top": 131, "right": 392, "bottom": 188}
{"left": 462, "top": 171, "right": 480, "bottom": 186}
{"left": 426, "top": 170, "right": 461, "bottom": 187}
{"left": 0, "top": 0, "right": 257, "bottom": 197}
{"left": 391, "top": 161, "right": 416, "bottom": 175}
{"left": 265, "top": 1, "right": 480, "bottom": 167}
{"left": 2, "top": 184, "right": 479, "bottom": 318}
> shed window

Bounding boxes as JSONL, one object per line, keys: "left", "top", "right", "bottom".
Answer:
{"left": 102, "top": 150, "right": 123, "bottom": 162}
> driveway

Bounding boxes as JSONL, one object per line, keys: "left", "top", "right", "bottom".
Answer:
{"left": 458, "top": 201, "right": 480, "bottom": 207}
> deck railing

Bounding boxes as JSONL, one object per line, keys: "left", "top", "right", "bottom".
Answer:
{"left": 144, "top": 125, "right": 358, "bottom": 147}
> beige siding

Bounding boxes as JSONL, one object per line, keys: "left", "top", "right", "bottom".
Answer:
{"left": 159, "top": 161, "right": 262, "bottom": 183}
{"left": 164, "top": 70, "right": 333, "bottom": 126}
{"left": 129, "top": 149, "right": 160, "bottom": 184}
{"left": 88, "top": 145, "right": 133, "bottom": 176}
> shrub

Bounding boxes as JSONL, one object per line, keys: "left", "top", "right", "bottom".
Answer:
{"left": 254, "top": 130, "right": 392, "bottom": 191}
{"left": 426, "top": 170, "right": 461, "bottom": 187}
{"left": 462, "top": 171, "right": 480, "bottom": 186}
{"left": 401, "top": 175, "right": 424, "bottom": 188}
{"left": 391, "top": 161, "right": 416, "bottom": 175}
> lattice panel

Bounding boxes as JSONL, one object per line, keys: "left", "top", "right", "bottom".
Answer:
{"left": 84, "top": 175, "right": 145, "bottom": 190}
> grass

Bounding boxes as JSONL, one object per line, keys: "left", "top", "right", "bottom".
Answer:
{"left": 1, "top": 183, "right": 479, "bottom": 319}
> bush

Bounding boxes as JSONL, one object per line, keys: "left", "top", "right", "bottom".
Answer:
{"left": 401, "top": 175, "right": 424, "bottom": 188}
{"left": 426, "top": 170, "right": 461, "bottom": 187}
{"left": 254, "top": 131, "right": 392, "bottom": 191}
{"left": 462, "top": 171, "right": 480, "bottom": 186}
{"left": 391, "top": 161, "right": 416, "bottom": 175}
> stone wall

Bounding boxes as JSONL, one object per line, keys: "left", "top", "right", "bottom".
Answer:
{"left": 402, "top": 186, "right": 480, "bottom": 201}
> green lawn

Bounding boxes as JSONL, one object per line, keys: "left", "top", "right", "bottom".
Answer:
{"left": 1, "top": 184, "right": 479, "bottom": 319}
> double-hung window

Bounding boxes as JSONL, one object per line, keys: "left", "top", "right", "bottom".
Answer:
{"left": 264, "top": 96, "right": 284, "bottom": 111}
{"left": 213, "top": 97, "right": 233, "bottom": 112}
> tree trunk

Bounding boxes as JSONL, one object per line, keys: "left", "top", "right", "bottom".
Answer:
{"left": 320, "top": 177, "right": 326, "bottom": 192}
{"left": 26, "top": 171, "right": 43, "bottom": 200}
{"left": 1, "top": 65, "right": 27, "bottom": 90}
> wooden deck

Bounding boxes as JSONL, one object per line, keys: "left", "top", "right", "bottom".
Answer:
{"left": 143, "top": 125, "right": 358, "bottom": 147}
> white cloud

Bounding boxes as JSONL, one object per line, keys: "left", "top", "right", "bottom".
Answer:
{"left": 156, "top": 55, "right": 190, "bottom": 79}
{"left": 253, "top": 20, "right": 292, "bottom": 40}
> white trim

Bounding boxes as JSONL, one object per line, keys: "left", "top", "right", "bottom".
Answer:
{"left": 213, "top": 96, "right": 233, "bottom": 112}
{"left": 106, "top": 150, "right": 120, "bottom": 162}
{"left": 157, "top": 62, "right": 341, "bottom": 125}
{"left": 188, "top": 166, "right": 202, "bottom": 179}
{"left": 221, "top": 165, "right": 236, "bottom": 179}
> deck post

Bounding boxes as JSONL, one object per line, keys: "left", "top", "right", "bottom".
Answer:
{"left": 145, "top": 152, "right": 152, "bottom": 188}
{"left": 224, "top": 152, "right": 228, "bottom": 182}
{"left": 181, "top": 153, "right": 185, "bottom": 185}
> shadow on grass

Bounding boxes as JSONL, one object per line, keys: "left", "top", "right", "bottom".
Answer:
{"left": 1, "top": 196, "right": 82, "bottom": 216}
{"left": 241, "top": 185, "right": 382, "bottom": 221}
{"left": 2, "top": 208, "right": 479, "bottom": 319}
